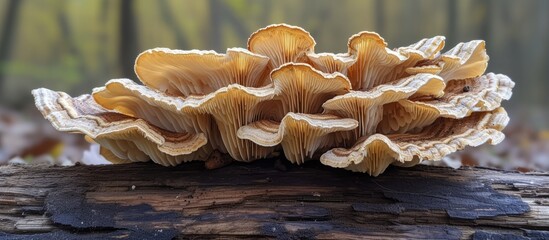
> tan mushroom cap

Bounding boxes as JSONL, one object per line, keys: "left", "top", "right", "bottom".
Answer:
{"left": 378, "top": 73, "right": 515, "bottom": 134}
{"left": 92, "top": 78, "right": 226, "bottom": 153}
{"left": 95, "top": 78, "right": 281, "bottom": 161}
{"left": 347, "top": 34, "right": 445, "bottom": 90}
{"left": 135, "top": 47, "right": 271, "bottom": 97}
{"left": 437, "top": 40, "right": 489, "bottom": 81}
{"left": 405, "top": 65, "right": 443, "bottom": 75}
{"left": 31, "top": 24, "right": 515, "bottom": 176}
{"left": 99, "top": 146, "right": 133, "bottom": 164}
{"left": 183, "top": 84, "right": 278, "bottom": 161}
{"left": 247, "top": 24, "right": 316, "bottom": 69}
{"left": 321, "top": 107, "right": 509, "bottom": 176}
{"left": 92, "top": 78, "right": 211, "bottom": 134}
{"left": 238, "top": 113, "right": 358, "bottom": 164}
{"left": 307, "top": 52, "right": 356, "bottom": 75}
{"left": 32, "top": 88, "right": 210, "bottom": 166}
{"left": 271, "top": 63, "right": 352, "bottom": 115}
{"left": 397, "top": 36, "right": 446, "bottom": 57}
{"left": 323, "top": 73, "right": 445, "bottom": 140}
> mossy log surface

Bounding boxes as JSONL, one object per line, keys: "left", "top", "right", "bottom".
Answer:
{"left": 0, "top": 159, "right": 548, "bottom": 239}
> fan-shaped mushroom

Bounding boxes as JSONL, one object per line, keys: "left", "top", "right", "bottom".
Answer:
{"left": 248, "top": 24, "right": 315, "bottom": 70}
{"left": 32, "top": 88, "right": 209, "bottom": 166}
{"left": 377, "top": 73, "right": 514, "bottom": 134}
{"left": 271, "top": 63, "right": 352, "bottom": 114}
{"left": 135, "top": 48, "right": 271, "bottom": 97}
{"left": 238, "top": 113, "right": 358, "bottom": 164}
{"left": 346, "top": 34, "right": 445, "bottom": 90}
{"left": 32, "top": 24, "right": 515, "bottom": 176}
{"left": 322, "top": 73, "right": 445, "bottom": 141}
{"left": 321, "top": 108, "right": 508, "bottom": 176}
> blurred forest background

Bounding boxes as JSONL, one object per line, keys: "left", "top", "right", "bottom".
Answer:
{"left": 0, "top": 0, "right": 548, "bottom": 170}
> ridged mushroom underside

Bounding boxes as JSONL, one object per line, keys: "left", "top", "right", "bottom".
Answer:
{"left": 32, "top": 24, "right": 514, "bottom": 176}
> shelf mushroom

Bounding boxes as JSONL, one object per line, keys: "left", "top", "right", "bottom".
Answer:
{"left": 33, "top": 24, "right": 515, "bottom": 176}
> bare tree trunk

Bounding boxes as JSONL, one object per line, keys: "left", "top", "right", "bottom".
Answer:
{"left": 119, "top": 0, "right": 138, "bottom": 80}
{"left": 0, "top": 0, "right": 22, "bottom": 101}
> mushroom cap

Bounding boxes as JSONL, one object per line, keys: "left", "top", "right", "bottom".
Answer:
{"left": 32, "top": 88, "right": 209, "bottom": 166}
{"left": 247, "top": 24, "right": 316, "bottom": 69}
{"left": 346, "top": 34, "right": 445, "bottom": 90}
{"left": 405, "top": 65, "right": 443, "bottom": 75}
{"left": 436, "top": 40, "right": 489, "bottom": 81}
{"left": 322, "top": 73, "right": 445, "bottom": 140}
{"left": 378, "top": 73, "right": 515, "bottom": 134}
{"left": 99, "top": 146, "right": 133, "bottom": 164}
{"left": 92, "top": 78, "right": 227, "bottom": 153}
{"left": 396, "top": 36, "right": 446, "bottom": 60}
{"left": 92, "top": 78, "right": 211, "bottom": 134}
{"left": 238, "top": 113, "right": 358, "bottom": 164}
{"left": 307, "top": 52, "right": 356, "bottom": 75}
{"left": 321, "top": 107, "right": 509, "bottom": 176}
{"left": 32, "top": 24, "right": 514, "bottom": 176}
{"left": 271, "top": 63, "right": 352, "bottom": 114}
{"left": 182, "top": 84, "right": 278, "bottom": 161}
{"left": 135, "top": 47, "right": 271, "bottom": 97}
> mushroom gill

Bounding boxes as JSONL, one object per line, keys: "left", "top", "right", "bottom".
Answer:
{"left": 238, "top": 113, "right": 357, "bottom": 164}
{"left": 32, "top": 88, "right": 210, "bottom": 166}
{"left": 32, "top": 24, "right": 515, "bottom": 176}
{"left": 135, "top": 48, "right": 271, "bottom": 97}
{"left": 248, "top": 24, "right": 315, "bottom": 70}
{"left": 377, "top": 73, "right": 514, "bottom": 134}
{"left": 321, "top": 108, "right": 508, "bottom": 176}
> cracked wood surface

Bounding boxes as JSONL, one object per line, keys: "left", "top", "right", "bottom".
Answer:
{"left": 0, "top": 159, "right": 548, "bottom": 239}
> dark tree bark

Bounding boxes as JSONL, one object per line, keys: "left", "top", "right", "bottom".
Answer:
{"left": 0, "top": 0, "right": 22, "bottom": 101}
{"left": 119, "top": 0, "right": 138, "bottom": 80}
{"left": 0, "top": 159, "right": 548, "bottom": 239}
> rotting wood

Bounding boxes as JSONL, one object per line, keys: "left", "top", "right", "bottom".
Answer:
{"left": 0, "top": 159, "right": 548, "bottom": 239}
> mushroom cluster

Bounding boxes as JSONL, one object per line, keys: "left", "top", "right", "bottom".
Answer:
{"left": 32, "top": 24, "right": 514, "bottom": 176}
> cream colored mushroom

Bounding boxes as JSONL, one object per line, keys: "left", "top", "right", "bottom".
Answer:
{"left": 135, "top": 48, "right": 271, "bottom": 97}
{"left": 238, "top": 113, "right": 357, "bottom": 164}
{"left": 182, "top": 84, "right": 278, "bottom": 162}
{"left": 92, "top": 79, "right": 226, "bottom": 152}
{"left": 31, "top": 24, "right": 515, "bottom": 176}
{"left": 93, "top": 79, "right": 281, "bottom": 161}
{"left": 307, "top": 53, "right": 356, "bottom": 75}
{"left": 322, "top": 73, "right": 445, "bottom": 141}
{"left": 347, "top": 34, "right": 445, "bottom": 90}
{"left": 32, "top": 88, "right": 210, "bottom": 166}
{"left": 93, "top": 79, "right": 210, "bottom": 134}
{"left": 321, "top": 107, "right": 508, "bottom": 176}
{"left": 271, "top": 63, "right": 352, "bottom": 115}
{"left": 377, "top": 73, "right": 515, "bottom": 134}
{"left": 237, "top": 63, "right": 355, "bottom": 163}
{"left": 433, "top": 40, "right": 489, "bottom": 81}
{"left": 248, "top": 24, "right": 315, "bottom": 70}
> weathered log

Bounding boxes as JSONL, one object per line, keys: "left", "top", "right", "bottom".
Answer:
{"left": 0, "top": 159, "right": 548, "bottom": 239}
